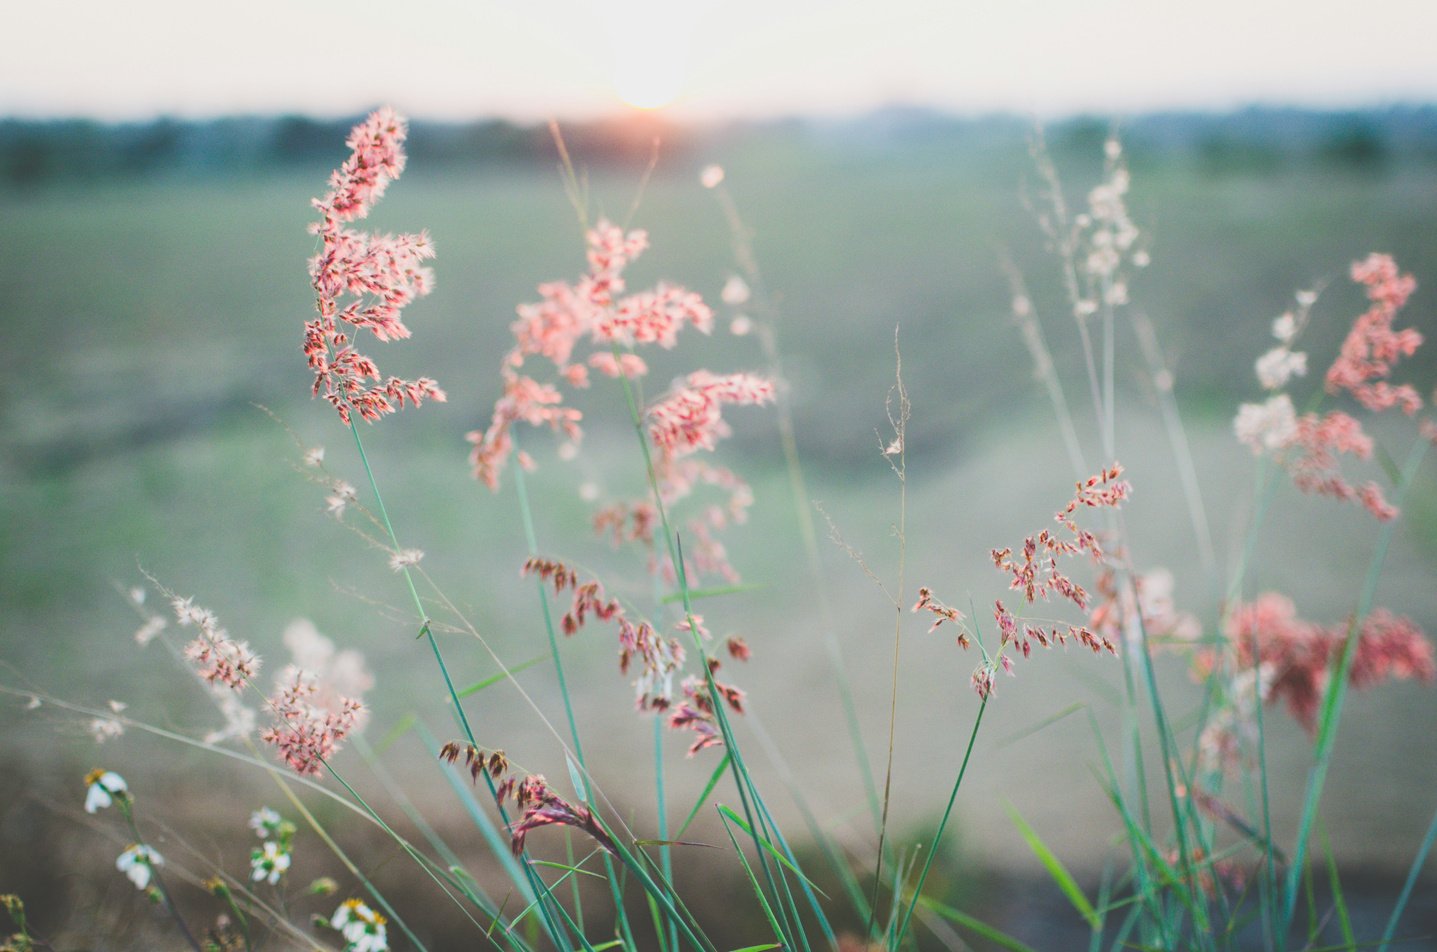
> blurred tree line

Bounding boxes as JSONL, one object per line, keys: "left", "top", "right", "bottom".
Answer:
{"left": 3, "top": 106, "right": 1437, "bottom": 186}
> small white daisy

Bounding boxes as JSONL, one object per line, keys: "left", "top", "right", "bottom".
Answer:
{"left": 116, "top": 844, "right": 162, "bottom": 890}
{"left": 84, "top": 769, "right": 127, "bottom": 813}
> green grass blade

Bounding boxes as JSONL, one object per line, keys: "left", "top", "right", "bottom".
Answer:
{"left": 456, "top": 653, "right": 550, "bottom": 698}
{"left": 373, "top": 711, "right": 418, "bottom": 755}
{"left": 717, "top": 811, "right": 789, "bottom": 947}
{"left": 1379, "top": 798, "right": 1437, "bottom": 950}
{"left": 918, "top": 897, "right": 1041, "bottom": 952}
{"left": 658, "top": 583, "right": 767, "bottom": 604}
{"left": 531, "top": 859, "right": 606, "bottom": 880}
{"left": 675, "top": 753, "right": 731, "bottom": 840}
{"left": 1006, "top": 803, "right": 1100, "bottom": 929}
{"left": 716, "top": 805, "right": 830, "bottom": 899}
{"left": 1320, "top": 826, "right": 1355, "bottom": 949}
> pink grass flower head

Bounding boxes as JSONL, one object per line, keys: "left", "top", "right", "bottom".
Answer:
{"left": 507, "top": 774, "right": 618, "bottom": 858}
{"left": 172, "top": 596, "right": 261, "bottom": 691}
{"left": 1239, "top": 257, "right": 1429, "bottom": 521}
{"left": 1327, "top": 254, "right": 1423, "bottom": 415}
{"left": 259, "top": 669, "right": 363, "bottom": 776}
{"left": 468, "top": 217, "right": 772, "bottom": 584}
{"left": 258, "top": 621, "right": 371, "bottom": 776}
{"left": 305, "top": 108, "right": 444, "bottom": 425}
{"left": 521, "top": 558, "right": 691, "bottom": 711}
{"left": 1224, "top": 593, "right": 1434, "bottom": 734}
{"left": 467, "top": 218, "right": 707, "bottom": 489}
{"left": 920, "top": 465, "right": 1128, "bottom": 700}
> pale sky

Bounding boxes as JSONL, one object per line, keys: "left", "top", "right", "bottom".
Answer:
{"left": 7, "top": 0, "right": 1437, "bottom": 121}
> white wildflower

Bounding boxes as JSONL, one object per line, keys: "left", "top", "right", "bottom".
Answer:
{"left": 1255, "top": 347, "right": 1307, "bottom": 391}
{"left": 249, "top": 807, "right": 282, "bottom": 838}
{"left": 250, "top": 840, "right": 291, "bottom": 885}
{"left": 332, "top": 899, "right": 388, "bottom": 952}
{"left": 1271, "top": 312, "right": 1297, "bottom": 344}
{"left": 84, "top": 769, "right": 127, "bottom": 813}
{"left": 116, "top": 844, "right": 162, "bottom": 890}
{"left": 699, "top": 164, "right": 724, "bottom": 189}
{"left": 387, "top": 548, "right": 424, "bottom": 572}
{"left": 729, "top": 315, "right": 753, "bottom": 337}
{"left": 1234, "top": 394, "right": 1298, "bottom": 454}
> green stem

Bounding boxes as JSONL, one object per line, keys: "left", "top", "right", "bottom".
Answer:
{"left": 117, "top": 798, "right": 202, "bottom": 952}
{"left": 891, "top": 697, "right": 987, "bottom": 950}
{"left": 608, "top": 354, "right": 802, "bottom": 950}
{"left": 347, "top": 421, "right": 572, "bottom": 950}
{"left": 1280, "top": 437, "right": 1430, "bottom": 935}
{"left": 509, "top": 434, "right": 638, "bottom": 952}
{"left": 655, "top": 714, "right": 679, "bottom": 952}
{"left": 1378, "top": 799, "right": 1437, "bottom": 951}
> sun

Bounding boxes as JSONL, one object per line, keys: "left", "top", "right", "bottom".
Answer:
{"left": 606, "top": 0, "right": 698, "bottom": 111}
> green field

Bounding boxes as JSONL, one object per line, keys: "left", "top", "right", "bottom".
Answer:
{"left": 3, "top": 127, "right": 1436, "bottom": 945}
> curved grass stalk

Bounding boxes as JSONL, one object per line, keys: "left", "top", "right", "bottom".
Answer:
{"left": 114, "top": 795, "right": 202, "bottom": 952}
{"left": 346, "top": 421, "right": 574, "bottom": 950}
{"left": 1378, "top": 799, "right": 1437, "bottom": 951}
{"left": 1279, "top": 437, "right": 1431, "bottom": 940}
{"left": 606, "top": 347, "right": 822, "bottom": 952}
{"left": 510, "top": 436, "right": 639, "bottom": 952}
{"left": 712, "top": 174, "right": 885, "bottom": 851}
{"left": 889, "top": 696, "right": 987, "bottom": 950}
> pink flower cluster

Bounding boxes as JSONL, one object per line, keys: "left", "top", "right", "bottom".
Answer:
{"left": 304, "top": 108, "right": 444, "bottom": 424}
{"left": 467, "top": 219, "right": 716, "bottom": 490}
{"left": 668, "top": 667, "right": 746, "bottom": 757}
{"left": 436, "top": 741, "right": 618, "bottom": 858}
{"left": 259, "top": 669, "right": 364, "bottom": 776}
{"left": 919, "top": 465, "right": 1128, "bottom": 699}
{"left": 1220, "top": 593, "right": 1433, "bottom": 734}
{"left": 1236, "top": 254, "right": 1429, "bottom": 521}
{"left": 912, "top": 587, "right": 968, "bottom": 647}
{"left": 509, "top": 774, "right": 617, "bottom": 858}
{"left": 522, "top": 558, "right": 690, "bottom": 712}
{"left": 467, "top": 219, "right": 772, "bottom": 583}
{"left": 1327, "top": 254, "right": 1423, "bottom": 414}
{"left": 647, "top": 372, "right": 774, "bottom": 458}
{"left": 1286, "top": 410, "right": 1397, "bottom": 520}
{"left": 171, "top": 596, "right": 261, "bottom": 692}
{"left": 257, "top": 621, "right": 371, "bottom": 776}
{"left": 990, "top": 464, "right": 1130, "bottom": 659}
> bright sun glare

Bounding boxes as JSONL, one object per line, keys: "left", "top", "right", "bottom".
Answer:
{"left": 606, "top": 0, "right": 699, "bottom": 110}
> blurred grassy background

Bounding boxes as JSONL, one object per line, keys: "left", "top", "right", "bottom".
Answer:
{"left": 3, "top": 111, "right": 1436, "bottom": 947}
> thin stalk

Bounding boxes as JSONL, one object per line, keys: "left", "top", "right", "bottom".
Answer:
{"left": 511, "top": 452, "right": 585, "bottom": 757}
{"left": 890, "top": 697, "right": 988, "bottom": 950}
{"left": 870, "top": 336, "right": 910, "bottom": 939}
{"left": 655, "top": 714, "right": 679, "bottom": 952}
{"left": 510, "top": 436, "right": 638, "bottom": 952}
{"left": 270, "top": 768, "right": 430, "bottom": 952}
{"left": 347, "top": 421, "right": 572, "bottom": 950}
{"left": 1126, "top": 309, "right": 1217, "bottom": 593}
{"left": 1280, "top": 437, "right": 1430, "bottom": 934}
{"left": 1378, "top": 799, "right": 1437, "bottom": 951}
{"left": 116, "top": 798, "right": 202, "bottom": 952}
{"left": 719, "top": 176, "right": 883, "bottom": 877}
{"left": 608, "top": 356, "right": 802, "bottom": 951}
{"left": 1121, "top": 577, "right": 1213, "bottom": 947}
